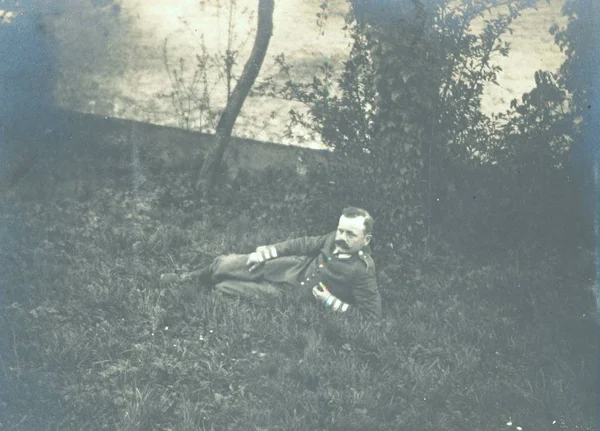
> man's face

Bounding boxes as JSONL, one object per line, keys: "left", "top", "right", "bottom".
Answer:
{"left": 334, "top": 215, "right": 371, "bottom": 254}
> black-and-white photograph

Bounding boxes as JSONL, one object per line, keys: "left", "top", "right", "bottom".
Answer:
{"left": 0, "top": 0, "right": 598, "bottom": 429}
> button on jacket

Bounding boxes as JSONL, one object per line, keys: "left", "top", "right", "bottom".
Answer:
{"left": 209, "top": 232, "right": 382, "bottom": 320}
{"left": 259, "top": 231, "right": 382, "bottom": 320}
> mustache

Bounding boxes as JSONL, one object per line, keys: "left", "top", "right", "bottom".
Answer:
{"left": 335, "top": 240, "right": 348, "bottom": 248}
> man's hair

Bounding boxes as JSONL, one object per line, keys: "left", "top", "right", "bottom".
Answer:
{"left": 341, "top": 207, "right": 374, "bottom": 236}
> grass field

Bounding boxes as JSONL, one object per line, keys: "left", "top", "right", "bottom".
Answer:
{"left": 0, "top": 161, "right": 597, "bottom": 431}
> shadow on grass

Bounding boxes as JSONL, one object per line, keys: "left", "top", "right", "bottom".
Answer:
{"left": 0, "top": 168, "right": 596, "bottom": 431}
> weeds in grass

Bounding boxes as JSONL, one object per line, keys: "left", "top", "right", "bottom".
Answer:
{"left": 0, "top": 171, "right": 596, "bottom": 431}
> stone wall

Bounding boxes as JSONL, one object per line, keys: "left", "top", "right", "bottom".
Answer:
{"left": 47, "top": 0, "right": 352, "bottom": 149}
{"left": 0, "top": 108, "right": 330, "bottom": 196}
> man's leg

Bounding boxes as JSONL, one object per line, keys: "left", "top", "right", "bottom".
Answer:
{"left": 161, "top": 254, "right": 262, "bottom": 286}
{"left": 161, "top": 254, "right": 253, "bottom": 284}
{"left": 161, "top": 254, "right": 293, "bottom": 304}
{"left": 200, "top": 255, "right": 283, "bottom": 300}
{"left": 198, "top": 255, "right": 290, "bottom": 302}
{"left": 214, "top": 279, "right": 281, "bottom": 299}
{"left": 209, "top": 254, "right": 262, "bottom": 283}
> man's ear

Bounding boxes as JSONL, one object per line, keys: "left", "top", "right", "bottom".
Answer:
{"left": 364, "top": 234, "right": 372, "bottom": 246}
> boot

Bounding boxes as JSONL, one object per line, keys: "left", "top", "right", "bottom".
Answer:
{"left": 181, "top": 267, "right": 213, "bottom": 286}
{"left": 160, "top": 266, "right": 213, "bottom": 287}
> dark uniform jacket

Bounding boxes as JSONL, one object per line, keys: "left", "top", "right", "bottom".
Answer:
{"left": 261, "top": 231, "right": 382, "bottom": 320}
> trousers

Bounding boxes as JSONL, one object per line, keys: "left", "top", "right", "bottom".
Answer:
{"left": 209, "top": 254, "right": 293, "bottom": 300}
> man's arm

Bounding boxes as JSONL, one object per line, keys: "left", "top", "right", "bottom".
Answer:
{"left": 262, "top": 232, "right": 332, "bottom": 258}
{"left": 350, "top": 267, "right": 382, "bottom": 321}
{"left": 247, "top": 232, "right": 333, "bottom": 271}
{"left": 312, "top": 267, "right": 382, "bottom": 321}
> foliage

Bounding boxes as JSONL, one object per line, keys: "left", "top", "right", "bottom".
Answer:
{"left": 433, "top": 0, "right": 595, "bottom": 258}
{"left": 160, "top": 36, "right": 220, "bottom": 133}
{"left": 551, "top": 0, "right": 598, "bottom": 116}
{"left": 0, "top": 0, "right": 60, "bottom": 142}
{"left": 159, "top": 0, "right": 274, "bottom": 136}
{"left": 550, "top": 0, "right": 599, "bottom": 230}
{"left": 196, "top": 0, "right": 275, "bottom": 192}
{"left": 550, "top": 0, "right": 600, "bottom": 319}
{"left": 0, "top": 171, "right": 596, "bottom": 430}
{"left": 491, "top": 72, "right": 580, "bottom": 247}
{"left": 263, "top": 0, "right": 538, "bottom": 255}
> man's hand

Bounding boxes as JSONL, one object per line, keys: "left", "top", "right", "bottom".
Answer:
{"left": 312, "top": 282, "right": 331, "bottom": 304}
{"left": 246, "top": 245, "right": 278, "bottom": 272}
{"left": 313, "top": 282, "right": 350, "bottom": 312}
{"left": 246, "top": 252, "right": 266, "bottom": 272}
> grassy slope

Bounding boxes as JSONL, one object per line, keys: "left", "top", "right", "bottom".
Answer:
{"left": 0, "top": 165, "right": 597, "bottom": 431}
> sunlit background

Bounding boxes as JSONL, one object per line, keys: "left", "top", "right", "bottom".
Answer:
{"left": 2, "top": 0, "right": 568, "bottom": 148}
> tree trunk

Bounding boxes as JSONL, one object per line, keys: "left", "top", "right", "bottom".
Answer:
{"left": 196, "top": 0, "right": 274, "bottom": 192}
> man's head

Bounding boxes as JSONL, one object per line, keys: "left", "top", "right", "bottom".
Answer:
{"left": 334, "top": 207, "right": 373, "bottom": 254}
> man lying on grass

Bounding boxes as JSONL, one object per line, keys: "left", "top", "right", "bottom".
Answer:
{"left": 161, "top": 207, "right": 382, "bottom": 321}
